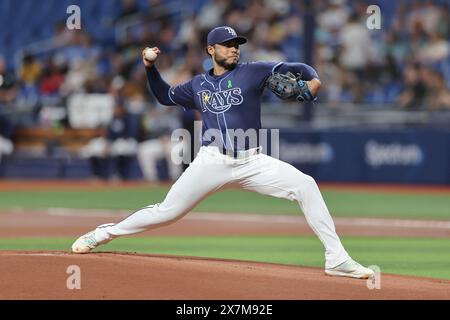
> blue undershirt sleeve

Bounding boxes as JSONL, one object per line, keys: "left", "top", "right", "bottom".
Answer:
{"left": 145, "top": 66, "right": 196, "bottom": 109}
{"left": 145, "top": 66, "right": 175, "bottom": 106}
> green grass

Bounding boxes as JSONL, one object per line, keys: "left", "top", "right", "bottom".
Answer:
{"left": 322, "top": 191, "right": 450, "bottom": 219}
{"left": 2, "top": 235, "right": 449, "bottom": 280}
{"left": 0, "top": 186, "right": 449, "bottom": 219}
{"left": 0, "top": 186, "right": 450, "bottom": 220}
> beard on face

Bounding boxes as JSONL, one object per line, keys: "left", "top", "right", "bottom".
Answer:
{"left": 214, "top": 53, "right": 238, "bottom": 70}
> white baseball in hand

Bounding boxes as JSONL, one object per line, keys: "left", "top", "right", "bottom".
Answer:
{"left": 144, "top": 48, "right": 157, "bottom": 62}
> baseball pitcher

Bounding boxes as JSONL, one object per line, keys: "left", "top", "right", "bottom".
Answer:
{"left": 72, "top": 26, "right": 374, "bottom": 279}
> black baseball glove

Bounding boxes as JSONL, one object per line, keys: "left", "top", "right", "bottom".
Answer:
{"left": 266, "top": 71, "right": 316, "bottom": 102}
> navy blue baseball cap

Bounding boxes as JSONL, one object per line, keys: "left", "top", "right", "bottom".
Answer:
{"left": 207, "top": 26, "right": 247, "bottom": 46}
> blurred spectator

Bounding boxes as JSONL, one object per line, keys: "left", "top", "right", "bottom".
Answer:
{"left": 0, "top": 55, "right": 15, "bottom": 161}
{"left": 265, "top": 0, "right": 291, "bottom": 16}
{"left": 280, "top": 15, "right": 303, "bottom": 62}
{"left": 174, "top": 15, "right": 201, "bottom": 50}
{"left": 317, "top": 0, "right": 350, "bottom": 35}
{"left": 418, "top": 31, "right": 450, "bottom": 65}
{"left": 196, "top": 0, "right": 229, "bottom": 31}
{"left": 60, "top": 58, "right": 94, "bottom": 96}
{"left": 435, "top": 4, "right": 450, "bottom": 37}
{"left": 397, "top": 63, "right": 428, "bottom": 110}
{"left": 0, "top": 109, "right": 14, "bottom": 162}
{"left": 137, "top": 107, "right": 183, "bottom": 182}
{"left": 107, "top": 103, "right": 140, "bottom": 180}
{"left": 338, "top": 12, "right": 376, "bottom": 103}
{"left": 19, "top": 53, "right": 43, "bottom": 88}
{"left": 0, "top": 56, "right": 18, "bottom": 105}
{"left": 40, "top": 56, "right": 67, "bottom": 97}
{"left": 18, "top": 53, "right": 43, "bottom": 110}
{"left": 80, "top": 103, "right": 140, "bottom": 181}
{"left": 316, "top": 53, "right": 346, "bottom": 103}
{"left": 407, "top": 0, "right": 443, "bottom": 36}
{"left": 382, "top": 31, "right": 409, "bottom": 70}
{"left": 426, "top": 70, "right": 450, "bottom": 111}
{"left": 0, "top": 111, "right": 14, "bottom": 140}
{"left": 0, "top": 132, "right": 13, "bottom": 163}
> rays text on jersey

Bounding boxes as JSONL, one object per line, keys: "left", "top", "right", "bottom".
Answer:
{"left": 197, "top": 88, "right": 243, "bottom": 113}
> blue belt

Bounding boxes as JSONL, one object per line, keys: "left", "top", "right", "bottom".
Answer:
{"left": 221, "top": 147, "right": 261, "bottom": 159}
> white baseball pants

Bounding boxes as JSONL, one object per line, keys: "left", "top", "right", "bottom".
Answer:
{"left": 96, "top": 145, "right": 350, "bottom": 268}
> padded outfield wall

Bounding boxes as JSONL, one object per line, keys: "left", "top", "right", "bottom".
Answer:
{"left": 277, "top": 127, "right": 450, "bottom": 185}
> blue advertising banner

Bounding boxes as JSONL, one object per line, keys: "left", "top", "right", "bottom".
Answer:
{"left": 277, "top": 128, "right": 450, "bottom": 185}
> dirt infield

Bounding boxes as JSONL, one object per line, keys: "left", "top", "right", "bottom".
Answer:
{"left": 0, "top": 180, "right": 449, "bottom": 300}
{"left": 1, "top": 251, "right": 449, "bottom": 300}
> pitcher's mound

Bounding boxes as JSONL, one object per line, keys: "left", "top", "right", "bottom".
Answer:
{"left": 0, "top": 251, "right": 448, "bottom": 300}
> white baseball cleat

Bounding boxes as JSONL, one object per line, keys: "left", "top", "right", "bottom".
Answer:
{"left": 71, "top": 230, "right": 99, "bottom": 253}
{"left": 71, "top": 224, "right": 114, "bottom": 254}
{"left": 325, "top": 259, "right": 375, "bottom": 279}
